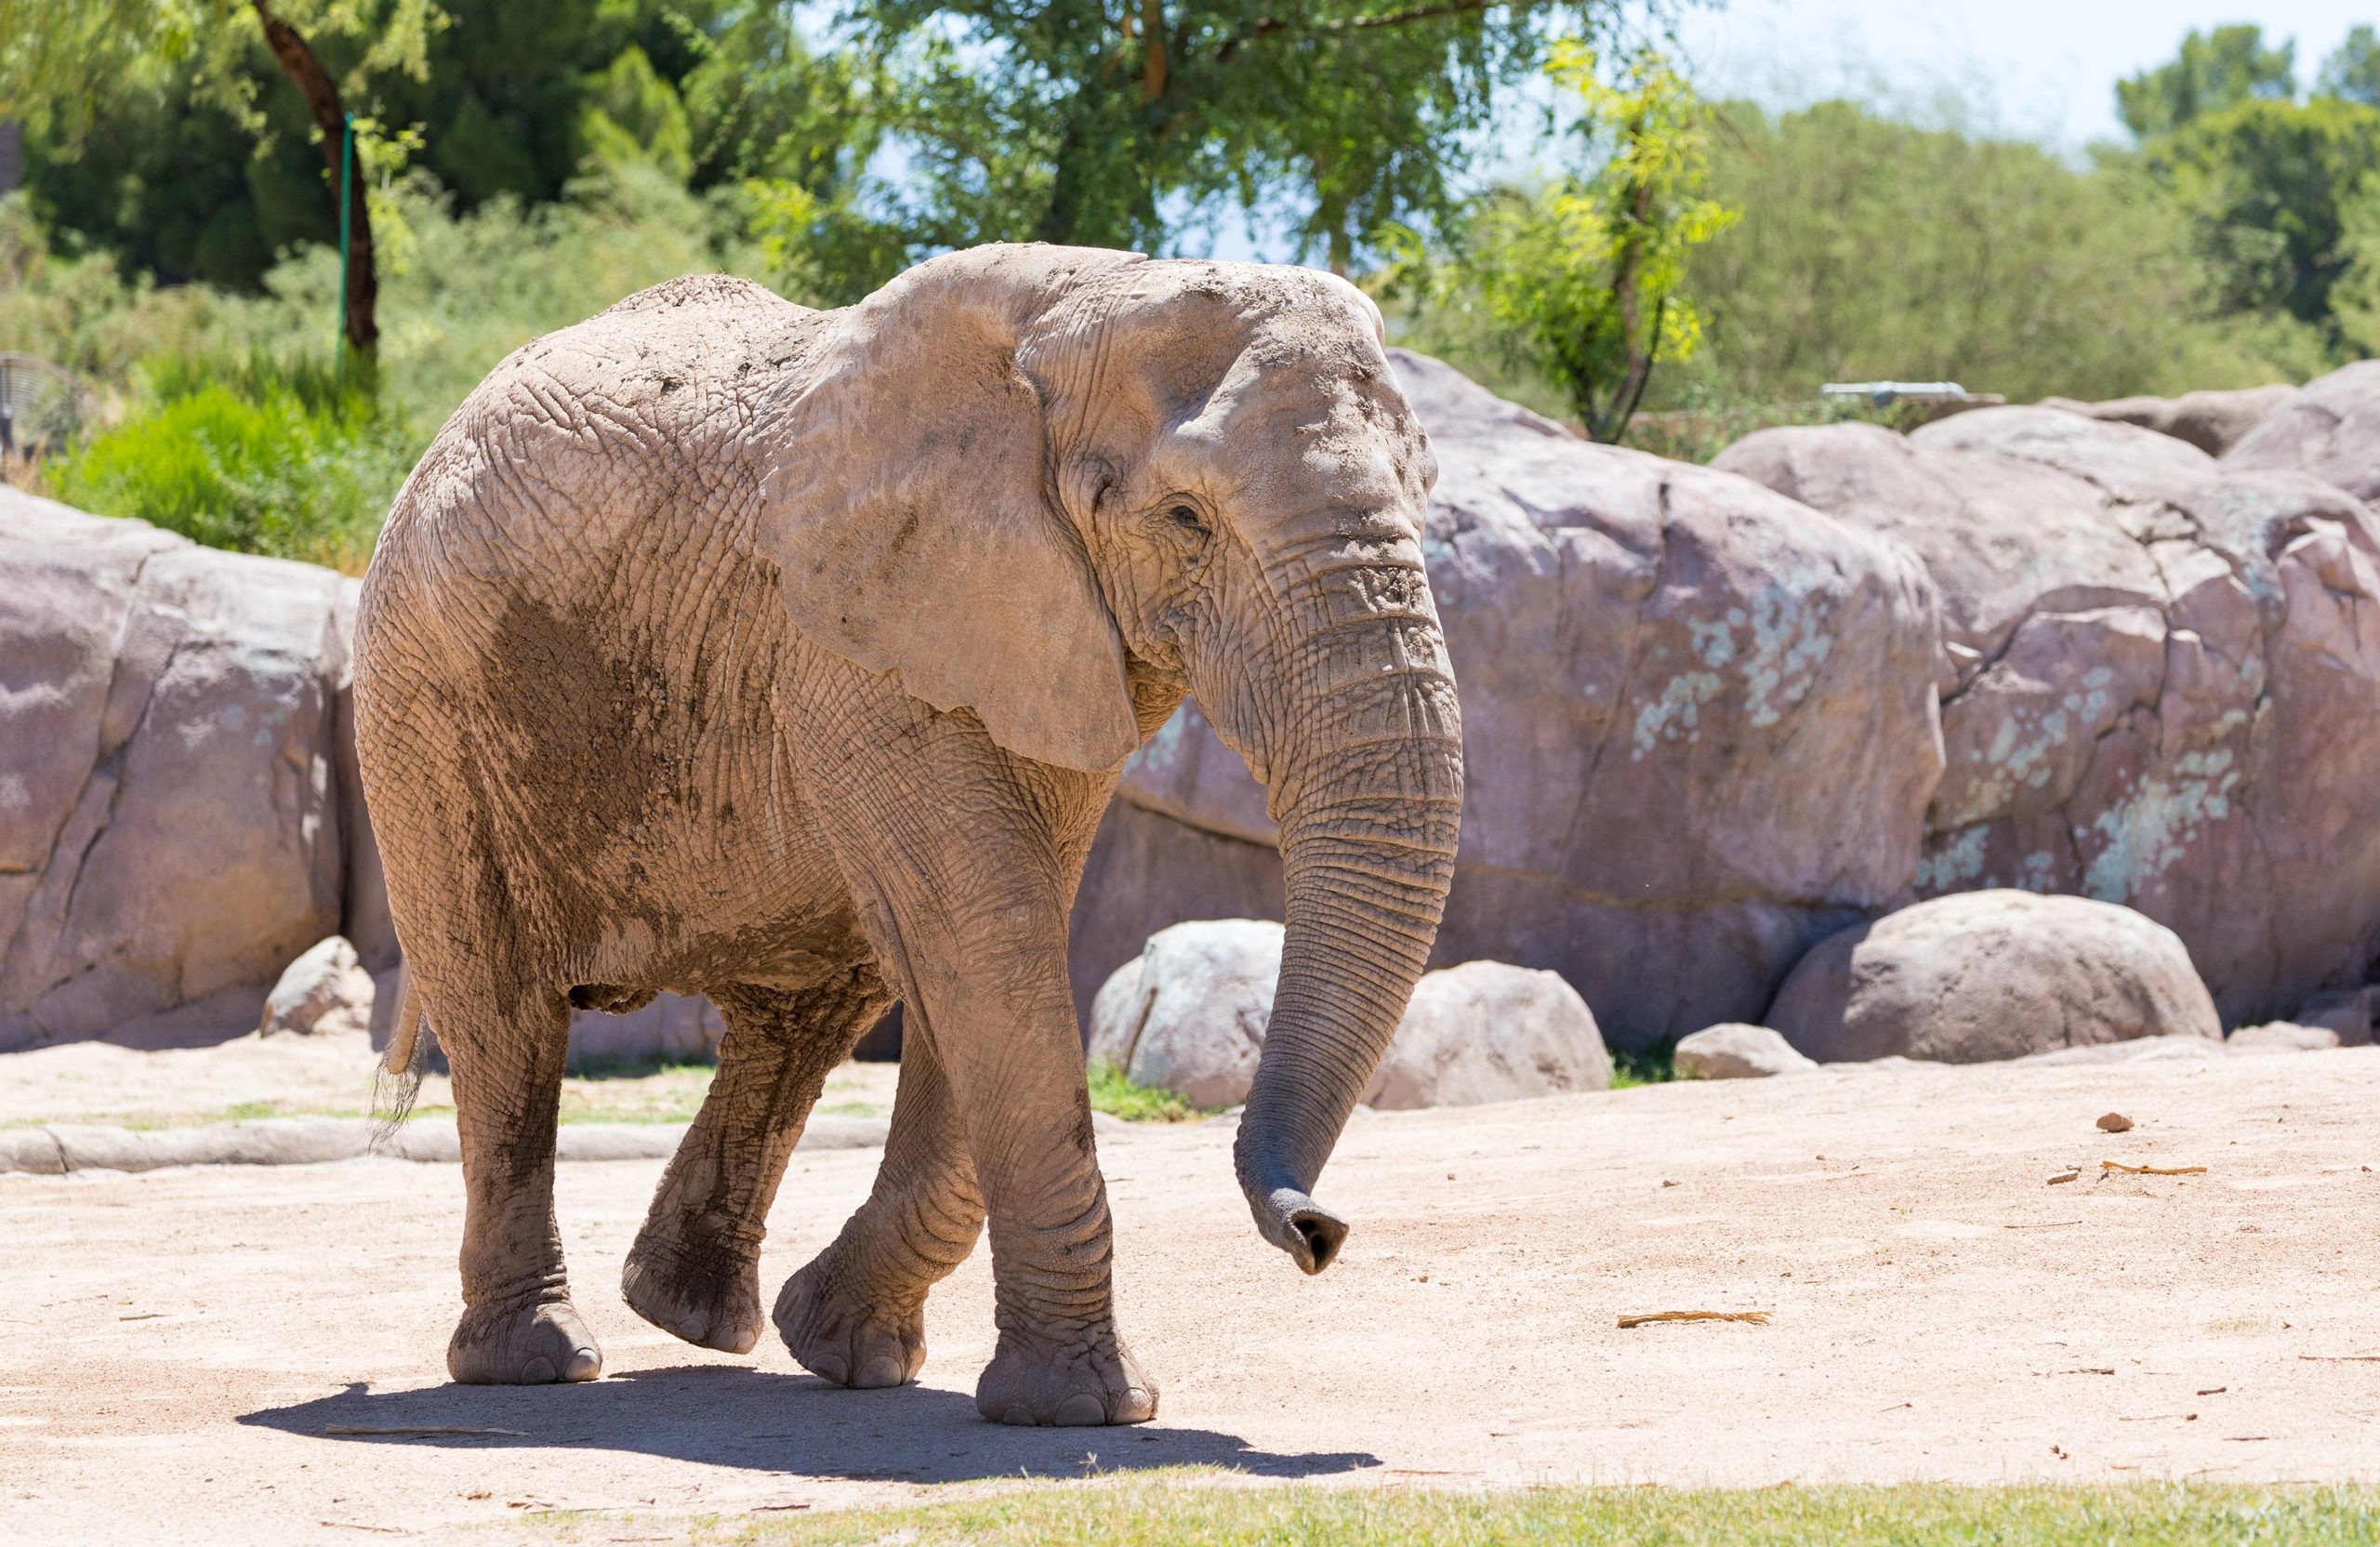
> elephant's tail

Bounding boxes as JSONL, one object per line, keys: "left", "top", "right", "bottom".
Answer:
{"left": 370, "top": 965, "right": 430, "bottom": 1148}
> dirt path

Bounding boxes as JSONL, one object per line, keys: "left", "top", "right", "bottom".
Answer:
{"left": 6, "top": 1048, "right": 2380, "bottom": 1543}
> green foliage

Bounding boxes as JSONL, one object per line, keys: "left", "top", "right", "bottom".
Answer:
{"left": 1650, "top": 100, "right": 2300, "bottom": 410}
{"left": 2139, "top": 95, "right": 2380, "bottom": 345}
{"left": 48, "top": 351, "right": 412, "bottom": 571}
{"left": 2319, "top": 25, "right": 2380, "bottom": 108}
{"left": 1086, "top": 1060, "right": 1203, "bottom": 1124}
{"left": 732, "top": 1480, "right": 2380, "bottom": 1546}
{"left": 850, "top": 0, "right": 1636, "bottom": 263}
{"left": 1395, "top": 45, "right": 1733, "bottom": 443}
{"left": 1609, "top": 1043, "right": 1674, "bottom": 1089}
{"left": 2117, "top": 24, "right": 2296, "bottom": 139}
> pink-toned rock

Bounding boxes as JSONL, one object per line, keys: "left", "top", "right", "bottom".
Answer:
{"left": 2042, "top": 384, "right": 2296, "bottom": 456}
{"left": 1767, "top": 891, "right": 2221, "bottom": 1063}
{"left": 0, "top": 491, "right": 366, "bottom": 1050}
{"left": 1070, "top": 351, "right": 1945, "bottom": 1051}
{"left": 1717, "top": 408, "right": 2380, "bottom": 1025}
{"left": 2224, "top": 360, "right": 2380, "bottom": 500}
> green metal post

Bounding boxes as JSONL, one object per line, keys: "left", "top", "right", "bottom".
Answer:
{"left": 335, "top": 112, "right": 354, "bottom": 379}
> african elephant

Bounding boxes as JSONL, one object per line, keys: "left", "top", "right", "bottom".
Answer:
{"left": 352, "top": 244, "right": 1464, "bottom": 1427}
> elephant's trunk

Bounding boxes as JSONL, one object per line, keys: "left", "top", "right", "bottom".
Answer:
{"left": 1226, "top": 537, "right": 1463, "bottom": 1274}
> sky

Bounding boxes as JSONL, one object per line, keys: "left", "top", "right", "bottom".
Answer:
{"left": 1192, "top": 1, "right": 2377, "bottom": 261}
{"left": 1670, "top": 0, "right": 2374, "bottom": 148}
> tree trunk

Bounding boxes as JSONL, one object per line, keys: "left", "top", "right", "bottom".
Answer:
{"left": 251, "top": 1, "right": 377, "bottom": 372}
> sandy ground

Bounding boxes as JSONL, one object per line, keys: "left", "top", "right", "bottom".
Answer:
{"left": 0, "top": 1031, "right": 901, "bottom": 1129}
{"left": 5, "top": 1047, "right": 2380, "bottom": 1543}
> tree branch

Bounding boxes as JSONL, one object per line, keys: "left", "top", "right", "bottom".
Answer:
{"left": 250, "top": 1, "right": 377, "bottom": 358}
{"left": 1219, "top": 0, "right": 1497, "bottom": 66}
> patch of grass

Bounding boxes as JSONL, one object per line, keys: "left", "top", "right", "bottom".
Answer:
{"left": 47, "top": 350, "right": 417, "bottom": 573}
{"left": 666, "top": 1479, "right": 2380, "bottom": 1546}
{"left": 1611, "top": 1042, "right": 1675, "bottom": 1090}
{"left": 1087, "top": 1060, "right": 1205, "bottom": 1123}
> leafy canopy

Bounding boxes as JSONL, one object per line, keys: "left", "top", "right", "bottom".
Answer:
{"left": 844, "top": 0, "right": 1651, "bottom": 265}
{"left": 2116, "top": 24, "right": 2296, "bottom": 139}
{"left": 1393, "top": 44, "right": 1733, "bottom": 441}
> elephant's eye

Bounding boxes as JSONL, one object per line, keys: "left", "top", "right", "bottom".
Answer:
{"left": 1167, "top": 503, "right": 1208, "bottom": 536}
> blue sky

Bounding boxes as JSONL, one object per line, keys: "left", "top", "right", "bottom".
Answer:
{"left": 1191, "top": 2, "right": 2377, "bottom": 260}
{"left": 1671, "top": 0, "right": 2373, "bottom": 148}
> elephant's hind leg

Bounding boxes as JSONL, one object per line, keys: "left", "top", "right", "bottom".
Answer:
{"left": 432, "top": 972, "right": 601, "bottom": 1386}
{"left": 774, "top": 1022, "right": 985, "bottom": 1389}
{"left": 623, "top": 972, "right": 891, "bottom": 1353}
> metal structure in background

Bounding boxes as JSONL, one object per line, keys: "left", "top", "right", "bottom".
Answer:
{"left": 335, "top": 112, "right": 355, "bottom": 378}
{"left": 0, "top": 353, "right": 89, "bottom": 461}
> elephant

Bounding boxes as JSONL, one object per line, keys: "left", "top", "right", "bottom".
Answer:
{"left": 351, "top": 243, "right": 1465, "bottom": 1427}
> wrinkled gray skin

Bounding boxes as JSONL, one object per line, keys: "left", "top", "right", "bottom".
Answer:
{"left": 352, "top": 245, "right": 1464, "bottom": 1426}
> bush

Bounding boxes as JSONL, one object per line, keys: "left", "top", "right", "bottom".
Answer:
{"left": 49, "top": 353, "right": 415, "bottom": 572}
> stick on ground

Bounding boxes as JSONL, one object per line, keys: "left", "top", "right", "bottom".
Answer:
{"left": 1617, "top": 1309, "right": 1771, "bottom": 1329}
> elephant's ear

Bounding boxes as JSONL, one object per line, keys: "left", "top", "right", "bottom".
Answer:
{"left": 753, "top": 245, "right": 1144, "bottom": 773}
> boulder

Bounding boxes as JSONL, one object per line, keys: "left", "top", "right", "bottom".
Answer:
{"left": 1368, "top": 960, "right": 1610, "bottom": 1109}
{"left": 2042, "top": 384, "right": 2297, "bottom": 456}
{"left": 0, "top": 490, "right": 369, "bottom": 1050}
{"left": 1071, "top": 350, "right": 1946, "bottom": 1051}
{"left": 1765, "top": 890, "right": 2222, "bottom": 1063}
{"left": 1088, "top": 919, "right": 1282, "bottom": 1109}
{"left": 2291, "top": 986, "right": 2377, "bottom": 1047}
{"left": 2227, "top": 1021, "right": 2341, "bottom": 1052}
{"left": 1717, "top": 408, "right": 2380, "bottom": 1025}
{"left": 2225, "top": 360, "right": 2380, "bottom": 501}
{"left": 565, "top": 991, "right": 724, "bottom": 1070}
{"left": 1088, "top": 923, "right": 1611, "bottom": 1108}
{"left": 1673, "top": 1022, "right": 1818, "bottom": 1079}
{"left": 258, "top": 935, "right": 375, "bottom": 1037}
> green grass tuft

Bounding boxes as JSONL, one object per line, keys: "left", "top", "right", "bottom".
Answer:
{"left": 689, "top": 1479, "right": 2380, "bottom": 1546}
{"left": 1086, "top": 1060, "right": 1206, "bottom": 1123}
{"left": 1611, "top": 1042, "right": 1675, "bottom": 1089}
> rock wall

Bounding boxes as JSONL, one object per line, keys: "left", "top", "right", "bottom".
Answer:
{"left": 1718, "top": 408, "right": 2380, "bottom": 1024}
{"left": 0, "top": 490, "right": 369, "bottom": 1050}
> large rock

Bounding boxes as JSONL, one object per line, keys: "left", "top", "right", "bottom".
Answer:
{"left": 0, "top": 491, "right": 371, "bottom": 1050}
{"left": 1071, "top": 351, "right": 1946, "bottom": 1051}
{"left": 1717, "top": 407, "right": 2380, "bottom": 1025}
{"left": 2224, "top": 360, "right": 2380, "bottom": 501}
{"left": 1088, "top": 922, "right": 1611, "bottom": 1108}
{"left": 1088, "top": 919, "right": 1282, "bottom": 1109}
{"left": 1368, "top": 960, "right": 1610, "bottom": 1109}
{"left": 2042, "top": 384, "right": 2296, "bottom": 456}
{"left": 1766, "top": 890, "right": 2222, "bottom": 1063}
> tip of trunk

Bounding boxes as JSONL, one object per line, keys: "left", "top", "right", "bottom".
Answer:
{"left": 1250, "top": 1183, "right": 1349, "bottom": 1275}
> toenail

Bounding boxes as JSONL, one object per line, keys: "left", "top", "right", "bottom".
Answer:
{"left": 1052, "top": 1394, "right": 1107, "bottom": 1426}
{"left": 857, "top": 1355, "right": 904, "bottom": 1388}
{"left": 1000, "top": 1405, "right": 1038, "bottom": 1426}
{"left": 564, "top": 1349, "right": 601, "bottom": 1381}
{"left": 521, "top": 1356, "right": 558, "bottom": 1383}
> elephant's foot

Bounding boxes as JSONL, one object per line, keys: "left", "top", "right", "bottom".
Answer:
{"left": 773, "top": 1250, "right": 927, "bottom": 1389}
{"left": 622, "top": 1226, "right": 762, "bottom": 1354}
{"left": 975, "top": 1329, "right": 1157, "bottom": 1427}
{"left": 447, "top": 1296, "right": 602, "bottom": 1385}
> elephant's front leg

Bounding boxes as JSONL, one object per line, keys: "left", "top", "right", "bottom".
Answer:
{"left": 794, "top": 686, "right": 1155, "bottom": 1427}
{"left": 774, "top": 1021, "right": 986, "bottom": 1388}
{"left": 624, "top": 972, "right": 890, "bottom": 1353}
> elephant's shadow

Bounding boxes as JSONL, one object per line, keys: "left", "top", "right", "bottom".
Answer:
{"left": 238, "top": 1365, "right": 1381, "bottom": 1485}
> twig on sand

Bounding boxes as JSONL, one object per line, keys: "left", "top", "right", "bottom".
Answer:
{"left": 2047, "top": 1170, "right": 2082, "bottom": 1185}
{"left": 2006, "top": 1221, "right": 2085, "bottom": 1229}
{"left": 2101, "top": 1161, "right": 2207, "bottom": 1176}
{"left": 2301, "top": 1354, "right": 2380, "bottom": 1362}
{"left": 1617, "top": 1309, "right": 1770, "bottom": 1329}
{"left": 324, "top": 1425, "right": 526, "bottom": 1438}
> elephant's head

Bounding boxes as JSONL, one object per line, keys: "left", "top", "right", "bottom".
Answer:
{"left": 757, "top": 244, "right": 1462, "bottom": 1275}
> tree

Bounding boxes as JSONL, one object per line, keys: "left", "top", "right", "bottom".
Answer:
{"left": 2318, "top": 25, "right": 2380, "bottom": 108}
{"left": 2143, "top": 94, "right": 2380, "bottom": 341}
{"left": 845, "top": 0, "right": 1653, "bottom": 265}
{"left": 1397, "top": 45, "right": 1732, "bottom": 442}
{"left": 2117, "top": 25, "right": 2295, "bottom": 139}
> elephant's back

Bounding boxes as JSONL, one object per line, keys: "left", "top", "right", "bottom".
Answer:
{"left": 361, "top": 276, "right": 824, "bottom": 671}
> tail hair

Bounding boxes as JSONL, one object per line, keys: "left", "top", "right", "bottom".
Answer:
{"left": 370, "top": 964, "right": 430, "bottom": 1150}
